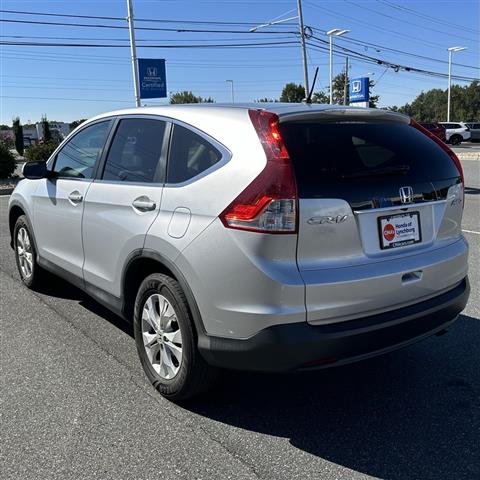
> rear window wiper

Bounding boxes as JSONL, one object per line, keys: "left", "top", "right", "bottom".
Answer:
{"left": 341, "top": 164, "right": 410, "bottom": 179}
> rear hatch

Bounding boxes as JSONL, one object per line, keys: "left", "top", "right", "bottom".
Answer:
{"left": 279, "top": 110, "right": 465, "bottom": 324}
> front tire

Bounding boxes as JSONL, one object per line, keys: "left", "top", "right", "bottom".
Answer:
{"left": 133, "top": 273, "right": 218, "bottom": 401}
{"left": 14, "top": 215, "right": 43, "bottom": 288}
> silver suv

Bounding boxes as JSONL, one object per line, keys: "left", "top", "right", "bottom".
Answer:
{"left": 9, "top": 104, "right": 470, "bottom": 400}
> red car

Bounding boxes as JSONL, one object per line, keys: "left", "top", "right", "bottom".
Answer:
{"left": 419, "top": 122, "right": 446, "bottom": 142}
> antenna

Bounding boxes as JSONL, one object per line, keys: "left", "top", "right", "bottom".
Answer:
{"left": 304, "top": 67, "right": 319, "bottom": 104}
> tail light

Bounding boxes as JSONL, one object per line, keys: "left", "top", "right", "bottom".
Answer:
{"left": 219, "top": 109, "right": 297, "bottom": 233}
{"left": 410, "top": 119, "right": 464, "bottom": 183}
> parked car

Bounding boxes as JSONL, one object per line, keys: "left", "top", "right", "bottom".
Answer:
{"left": 465, "top": 122, "right": 480, "bottom": 142}
{"left": 9, "top": 105, "right": 469, "bottom": 400}
{"left": 419, "top": 122, "right": 446, "bottom": 142}
{"left": 439, "top": 122, "right": 471, "bottom": 145}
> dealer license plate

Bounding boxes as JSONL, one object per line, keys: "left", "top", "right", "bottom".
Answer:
{"left": 378, "top": 212, "right": 422, "bottom": 250}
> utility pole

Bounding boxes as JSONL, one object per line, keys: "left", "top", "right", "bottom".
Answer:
{"left": 297, "top": 0, "right": 309, "bottom": 98}
{"left": 127, "top": 0, "right": 141, "bottom": 107}
{"left": 343, "top": 56, "right": 349, "bottom": 105}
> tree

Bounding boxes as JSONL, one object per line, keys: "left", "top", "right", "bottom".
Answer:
{"left": 311, "top": 91, "right": 329, "bottom": 104}
{"left": 393, "top": 81, "right": 480, "bottom": 121}
{"left": 41, "top": 115, "right": 52, "bottom": 142}
{"left": 69, "top": 119, "right": 87, "bottom": 131}
{"left": 256, "top": 97, "right": 277, "bottom": 103}
{"left": 0, "top": 142, "right": 16, "bottom": 178}
{"left": 280, "top": 83, "right": 305, "bottom": 103}
{"left": 12, "top": 117, "right": 24, "bottom": 156}
{"left": 170, "top": 91, "right": 214, "bottom": 104}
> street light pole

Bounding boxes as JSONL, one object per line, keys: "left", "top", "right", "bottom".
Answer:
{"left": 127, "top": 0, "right": 141, "bottom": 107}
{"left": 297, "top": 0, "right": 309, "bottom": 98}
{"left": 226, "top": 80, "right": 235, "bottom": 103}
{"left": 447, "top": 46, "right": 467, "bottom": 122}
{"left": 327, "top": 29, "right": 349, "bottom": 105}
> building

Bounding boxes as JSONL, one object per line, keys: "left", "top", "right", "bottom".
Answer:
{"left": 36, "top": 121, "right": 70, "bottom": 141}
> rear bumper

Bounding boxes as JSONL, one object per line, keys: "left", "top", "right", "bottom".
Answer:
{"left": 199, "top": 277, "right": 469, "bottom": 372}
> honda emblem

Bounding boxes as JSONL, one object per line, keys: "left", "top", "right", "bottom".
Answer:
{"left": 399, "top": 186, "right": 414, "bottom": 204}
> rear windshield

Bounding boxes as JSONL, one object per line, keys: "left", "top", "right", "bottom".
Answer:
{"left": 280, "top": 121, "right": 459, "bottom": 199}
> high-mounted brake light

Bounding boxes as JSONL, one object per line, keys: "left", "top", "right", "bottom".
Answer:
{"left": 219, "top": 110, "right": 297, "bottom": 233}
{"left": 410, "top": 119, "right": 464, "bottom": 183}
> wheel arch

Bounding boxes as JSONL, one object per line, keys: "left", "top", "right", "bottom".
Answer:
{"left": 121, "top": 249, "right": 208, "bottom": 342}
{"left": 8, "top": 201, "right": 37, "bottom": 252}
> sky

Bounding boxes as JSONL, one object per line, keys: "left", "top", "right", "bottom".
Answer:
{"left": 0, "top": 0, "right": 479, "bottom": 124}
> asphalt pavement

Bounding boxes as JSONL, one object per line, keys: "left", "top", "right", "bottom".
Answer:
{"left": 1, "top": 160, "right": 479, "bottom": 480}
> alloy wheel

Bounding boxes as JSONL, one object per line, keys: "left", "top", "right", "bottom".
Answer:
{"left": 141, "top": 293, "right": 183, "bottom": 379}
{"left": 17, "top": 227, "right": 33, "bottom": 279}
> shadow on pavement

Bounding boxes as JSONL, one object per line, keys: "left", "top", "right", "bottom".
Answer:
{"left": 31, "top": 270, "right": 134, "bottom": 337}
{"left": 26, "top": 269, "right": 480, "bottom": 479}
{"left": 465, "top": 186, "right": 480, "bottom": 196}
{"left": 186, "top": 314, "right": 480, "bottom": 480}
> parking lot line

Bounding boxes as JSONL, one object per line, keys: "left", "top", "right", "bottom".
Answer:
{"left": 462, "top": 229, "right": 480, "bottom": 235}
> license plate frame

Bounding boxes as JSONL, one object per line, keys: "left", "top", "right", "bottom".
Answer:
{"left": 378, "top": 211, "right": 422, "bottom": 250}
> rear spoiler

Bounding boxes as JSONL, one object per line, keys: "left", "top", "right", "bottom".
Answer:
{"left": 279, "top": 108, "right": 410, "bottom": 125}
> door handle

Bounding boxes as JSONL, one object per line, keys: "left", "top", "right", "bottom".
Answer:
{"left": 132, "top": 196, "right": 156, "bottom": 212}
{"left": 68, "top": 191, "right": 83, "bottom": 204}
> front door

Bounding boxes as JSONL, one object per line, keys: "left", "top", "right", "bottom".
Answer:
{"left": 33, "top": 120, "right": 112, "bottom": 279}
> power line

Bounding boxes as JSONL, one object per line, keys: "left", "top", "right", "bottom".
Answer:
{"left": 0, "top": 9, "right": 297, "bottom": 26}
{"left": 343, "top": 0, "right": 478, "bottom": 44}
{"left": 306, "top": 39, "right": 477, "bottom": 82}
{"left": 305, "top": 0, "right": 475, "bottom": 52}
{"left": 378, "top": 0, "right": 479, "bottom": 35}
{"left": 0, "top": 18, "right": 296, "bottom": 34}
{"left": 309, "top": 28, "right": 478, "bottom": 71}
{"left": 0, "top": 40, "right": 299, "bottom": 49}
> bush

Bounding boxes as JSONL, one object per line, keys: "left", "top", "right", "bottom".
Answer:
{"left": 0, "top": 142, "right": 16, "bottom": 178}
{"left": 24, "top": 142, "right": 58, "bottom": 162}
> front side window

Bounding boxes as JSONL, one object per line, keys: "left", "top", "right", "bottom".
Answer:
{"left": 167, "top": 124, "right": 222, "bottom": 184}
{"left": 53, "top": 121, "right": 110, "bottom": 179}
{"left": 102, "top": 118, "right": 166, "bottom": 183}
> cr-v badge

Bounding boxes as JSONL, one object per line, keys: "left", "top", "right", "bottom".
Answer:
{"left": 307, "top": 215, "right": 349, "bottom": 225}
{"left": 399, "top": 186, "right": 414, "bottom": 204}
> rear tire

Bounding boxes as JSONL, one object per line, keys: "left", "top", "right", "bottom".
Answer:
{"left": 133, "top": 273, "right": 219, "bottom": 401}
{"left": 13, "top": 215, "right": 44, "bottom": 288}
{"left": 450, "top": 135, "right": 462, "bottom": 145}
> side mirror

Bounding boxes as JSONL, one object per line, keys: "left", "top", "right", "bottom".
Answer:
{"left": 22, "top": 161, "right": 49, "bottom": 180}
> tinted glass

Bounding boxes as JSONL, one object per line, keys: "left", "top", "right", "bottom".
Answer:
{"left": 103, "top": 118, "right": 166, "bottom": 183}
{"left": 167, "top": 124, "right": 221, "bottom": 184}
{"left": 280, "top": 122, "right": 460, "bottom": 208}
{"left": 53, "top": 121, "right": 110, "bottom": 179}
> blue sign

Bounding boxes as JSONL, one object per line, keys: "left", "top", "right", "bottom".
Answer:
{"left": 349, "top": 77, "right": 369, "bottom": 103}
{"left": 138, "top": 58, "right": 167, "bottom": 99}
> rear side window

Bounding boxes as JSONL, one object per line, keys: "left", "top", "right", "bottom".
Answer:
{"left": 53, "top": 121, "right": 110, "bottom": 179}
{"left": 103, "top": 118, "right": 166, "bottom": 183}
{"left": 280, "top": 122, "right": 460, "bottom": 199}
{"left": 167, "top": 124, "right": 221, "bottom": 184}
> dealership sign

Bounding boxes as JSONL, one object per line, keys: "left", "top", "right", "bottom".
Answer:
{"left": 349, "top": 77, "right": 369, "bottom": 103}
{"left": 138, "top": 59, "right": 167, "bottom": 99}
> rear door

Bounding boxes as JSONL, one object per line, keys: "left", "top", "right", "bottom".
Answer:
{"left": 280, "top": 117, "right": 464, "bottom": 323}
{"left": 82, "top": 116, "right": 169, "bottom": 297}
